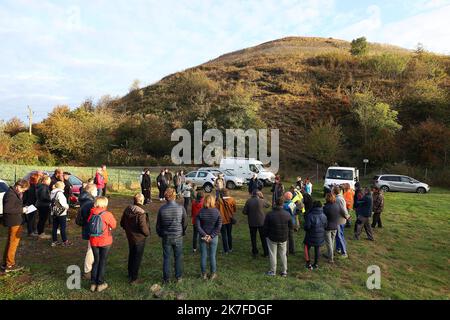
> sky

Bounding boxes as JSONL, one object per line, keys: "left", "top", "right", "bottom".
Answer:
{"left": 0, "top": 0, "right": 449, "bottom": 123}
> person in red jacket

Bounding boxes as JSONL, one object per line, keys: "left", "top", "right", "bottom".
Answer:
{"left": 87, "top": 196, "right": 117, "bottom": 292}
{"left": 191, "top": 191, "right": 204, "bottom": 253}
{"left": 94, "top": 168, "right": 105, "bottom": 197}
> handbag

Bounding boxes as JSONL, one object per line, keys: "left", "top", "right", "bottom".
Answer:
{"left": 51, "top": 191, "right": 66, "bottom": 217}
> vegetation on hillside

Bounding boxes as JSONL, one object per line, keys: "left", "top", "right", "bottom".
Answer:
{"left": 1, "top": 37, "right": 449, "bottom": 184}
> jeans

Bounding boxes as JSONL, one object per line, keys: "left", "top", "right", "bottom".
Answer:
{"left": 304, "top": 244, "right": 320, "bottom": 265}
{"left": 355, "top": 216, "right": 374, "bottom": 240}
{"left": 2, "top": 225, "right": 22, "bottom": 267}
{"left": 192, "top": 225, "right": 199, "bottom": 250}
{"left": 249, "top": 226, "right": 268, "bottom": 256}
{"left": 26, "top": 210, "right": 38, "bottom": 235}
{"left": 91, "top": 245, "right": 111, "bottom": 285}
{"left": 266, "top": 238, "right": 287, "bottom": 274}
{"left": 128, "top": 240, "right": 146, "bottom": 281}
{"left": 220, "top": 224, "right": 233, "bottom": 253}
{"left": 52, "top": 215, "right": 67, "bottom": 242}
{"left": 325, "top": 230, "right": 337, "bottom": 262}
{"left": 37, "top": 205, "right": 50, "bottom": 235}
{"left": 335, "top": 224, "right": 347, "bottom": 255}
{"left": 199, "top": 236, "right": 218, "bottom": 274}
{"left": 162, "top": 236, "right": 183, "bottom": 281}
{"left": 372, "top": 213, "right": 382, "bottom": 228}
{"left": 183, "top": 197, "right": 190, "bottom": 213}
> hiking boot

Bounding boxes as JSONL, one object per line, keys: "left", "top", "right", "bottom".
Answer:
{"left": 38, "top": 233, "right": 51, "bottom": 240}
{"left": 201, "top": 273, "right": 208, "bottom": 280}
{"left": 90, "top": 284, "right": 97, "bottom": 292}
{"left": 4, "top": 265, "right": 24, "bottom": 273}
{"left": 210, "top": 273, "right": 218, "bottom": 280}
{"left": 96, "top": 283, "right": 109, "bottom": 292}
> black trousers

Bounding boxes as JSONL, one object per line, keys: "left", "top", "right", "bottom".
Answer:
{"left": 288, "top": 228, "right": 295, "bottom": 255}
{"left": 372, "top": 213, "right": 382, "bottom": 228}
{"left": 220, "top": 224, "right": 233, "bottom": 252}
{"left": 304, "top": 244, "right": 320, "bottom": 265}
{"left": 249, "top": 226, "right": 268, "bottom": 256}
{"left": 142, "top": 188, "right": 151, "bottom": 204}
{"left": 37, "top": 205, "right": 51, "bottom": 235}
{"left": 158, "top": 186, "right": 167, "bottom": 199}
{"left": 102, "top": 184, "right": 107, "bottom": 197}
{"left": 183, "top": 197, "right": 190, "bottom": 214}
{"left": 192, "top": 224, "right": 199, "bottom": 250}
{"left": 128, "top": 240, "right": 146, "bottom": 281}
{"left": 91, "top": 245, "right": 111, "bottom": 285}
{"left": 26, "top": 210, "right": 38, "bottom": 235}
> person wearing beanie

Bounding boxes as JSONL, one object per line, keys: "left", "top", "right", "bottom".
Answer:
{"left": 283, "top": 191, "right": 298, "bottom": 255}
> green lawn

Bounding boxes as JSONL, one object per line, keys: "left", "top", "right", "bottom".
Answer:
{"left": 0, "top": 183, "right": 449, "bottom": 300}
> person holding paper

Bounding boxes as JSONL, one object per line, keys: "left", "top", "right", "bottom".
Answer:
{"left": 23, "top": 172, "right": 41, "bottom": 236}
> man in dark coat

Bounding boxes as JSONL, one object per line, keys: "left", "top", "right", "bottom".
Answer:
{"left": 371, "top": 187, "right": 384, "bottom": 228}
{"left": 156, "top": 170, "right": 168, "bottom": 202}
{"left": 140, "top": 169, "right": 152, "bottom": 204}
{"left": 303, "top": 201, "right": 327, "bottom": 270}
{"left": 248, "top": 174, "right": 263, "bottom": 195}
{"left": 243, "top": 190, "right": 270, "bottom": 257}
{"left": 270, "top": 176, "right": 285, "bottom": 208}
{"left": 263, "top": 197, "right": 293, "bottom": 277}
{"left": 1, "top": 180, "right": 30, "bottom": 273}
{"left": 354, "top": 188, "right": 374, "bottom": 241}
{"left": 121, "top": 193, "right": 150, "bottom": 284}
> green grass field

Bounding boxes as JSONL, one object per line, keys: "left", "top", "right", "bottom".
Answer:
{"left": 0, "top": 182, "right": 449, "bottom": 300}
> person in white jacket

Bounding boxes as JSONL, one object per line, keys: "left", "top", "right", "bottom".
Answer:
{"left": 50, "top": 181, "right": 72, "bottom": 247}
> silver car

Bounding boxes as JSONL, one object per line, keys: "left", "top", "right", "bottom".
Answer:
{"left": 373, "top": 175, "right": 430, "bottom": 194}
{"left": 184, "top": 170, "right": 217, "bottom": 193}
{"left": 197, "top": 167, "right": 244, "bottom": 189}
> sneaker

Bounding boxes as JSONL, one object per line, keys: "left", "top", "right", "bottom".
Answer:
{"left": 192, "top": 249, "right": 197, "bottom": 254}
{"left": 176, "top": 278, "right": 183, "bottom": 284}
{"left": 305, "top": 264, "right": 313, "bottom": 270}
{"left": 210, "top": 273, "right": 218, "bottom": 280}
{"left": 201, "top": 273, "right": 208, "bottom": 280}
{"left": 90, "top": 284, "right": 97, "bottom": 292}
{"left": 62, "top": 240, "right": 73, "bottom": 247}
{"left": 312, "top": 264, "right": 319, "bottom": 270}
{"left": 51, "top": 241, "right": 60, "bottom": 247}
{"left": 265, "top": 271, "right": 276, "bottom": 276}
{"left": 4, "top": 265, "right": 24, "bottom": 273}
{"left": 336, "top": 249, "right": 342, "bottom": 255}
{"left": 96, "top": 283, "right": 109, "bottom": 292}
{"left": 280, "top": 272, "right": 288, "bottom": 278}
{"left": 38, "top": 233, "right": 51, "bottom": 240}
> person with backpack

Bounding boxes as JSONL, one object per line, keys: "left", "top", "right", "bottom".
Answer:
{"left": 36, "top": 175, "right": 52, "bottom": 240}
{"left": 216, "top": 189, "right": 237, "bottom": 254}
{"left": 303, "top": 201, "right": 328, "bottom": 270}
{"left": 323, "top": 193, "right": 340, "bottom": 263}
{"left": 242, "top": 190, "right": 270, "bottom": 257}
{"left": 94, "top": 168, "right": 105, "bottom": 197}
{"left": 263, "top": 196, "right": 293, "bottom": 277}
{"left": 1, "top": 180, "right": 30, "bottom": 273}
{"left": 156, "top": 188, "right": 188, "bottom": 284}
{"left": 76, "top": 183, "right": 97, "bottom": 279}
{"left": 354, "top": 188, "right": 374, "bottom": 241}
{"left": 290, "top": 185, "right": 305, "bottom": 226}
{"left": 120, "top": 194, "right": 150, "bottom": 285}
{"left": 63, "top": 172, "right": 73, "bottom": 205}
{"left": 191, "top": 191, "right": 204, "bottom": 253}
{"left": 140, "top": 169, "right": 152, "bottom": 205}
{"left": 87, "top": 196, "right": 117, "bottom": 292}
{"left": 214, "top": 173, "right": 225, "bottom": 199}
{"left": 196, "top": 194, "right": 222, "bottom": 280}
{"left": 50, "top": 181, "right": 72, "bottom": 247}
{"left": 23, "top": 172, "right": 41, "bottom": 237}
{"left": 300, "top": 186, "right": 313, "bottom": 214}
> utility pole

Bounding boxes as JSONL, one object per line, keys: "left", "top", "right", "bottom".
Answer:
{"left": 27, "top": 105, "right": 33, "bottom": 136}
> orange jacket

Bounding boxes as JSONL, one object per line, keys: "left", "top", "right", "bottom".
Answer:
{"left": 343, "top": 190, "right": 355, "bottom": 210}
{"left": 88, "top": 207, "right": 117, "bottom": 247}
{"left": 103, "top": 169, "right": 109, "bottom": 184}
{"left": 216, "top": 197, "right": 236, "bottom": 225}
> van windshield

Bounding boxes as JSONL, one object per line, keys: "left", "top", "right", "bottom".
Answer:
{"left": 326, "top": 169, "right": 353, "bottom": 180}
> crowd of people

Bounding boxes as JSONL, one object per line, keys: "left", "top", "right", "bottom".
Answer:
{"left": 1, "top": 167, "right": 384, "bottom": 293}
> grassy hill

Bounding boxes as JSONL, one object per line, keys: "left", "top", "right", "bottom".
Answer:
{"left": 117, "top": 36, "right": 450, "bottom": 170}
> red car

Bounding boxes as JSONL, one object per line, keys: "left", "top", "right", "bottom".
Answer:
{"left": 23, "top": 171, "right": 83, "bottom": 206}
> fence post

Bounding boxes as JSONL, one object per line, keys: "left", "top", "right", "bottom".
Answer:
{"left": 14, "top": 167, "right": 17, "bottom": 183}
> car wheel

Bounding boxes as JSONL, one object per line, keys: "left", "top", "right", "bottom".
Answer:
{"left": 380, "top": 186, "right": 389, "bottom": 192}
{"left": 416, "top": 187, "right": 426, "bottom": 194}
{"left": 203, "top": 183, "right": 213, "bottom": 193}
{"left": 226, "top": 181, "right": 236, "bottom": 190}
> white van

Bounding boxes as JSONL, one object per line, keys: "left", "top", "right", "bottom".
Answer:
{"left": 219, "top": 157, "right": 276, "bottom": 186}
{"left": 323, "top": 166, "right": 359, "bottom": 193}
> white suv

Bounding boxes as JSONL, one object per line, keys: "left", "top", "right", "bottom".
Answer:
{"left": 184, "top": 170, "right": 217, "bottom": 193}
{"left": 197, "top": 167, "right": 244, "bottom": 189}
